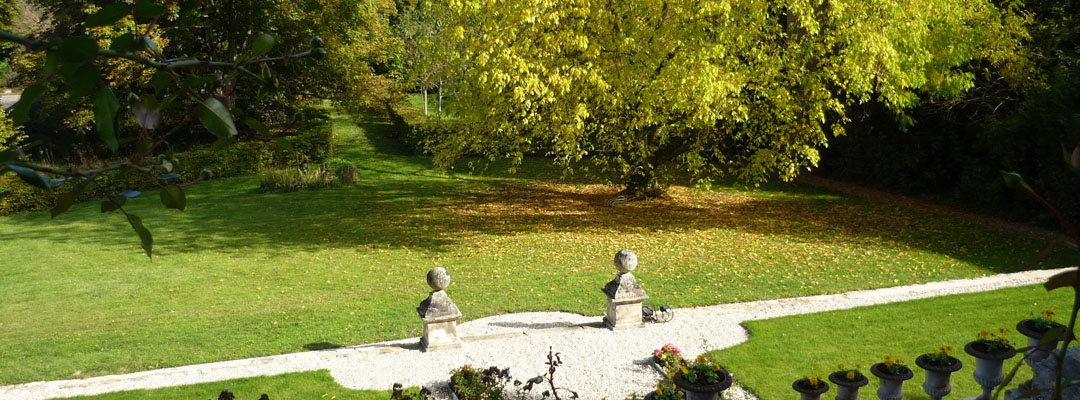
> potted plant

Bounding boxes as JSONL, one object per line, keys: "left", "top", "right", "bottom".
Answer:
{"left": 964, "top": 328, "right": 1016, "bottom": 400}
{"left": 828, "top": 363, "right": 868, "bottom": 400}
{"left": 916, "top": 345, "right": 963, "bottom": 400}
{"left": 641, "top": 379, "right": 684, "bottom": 400}
{"left": 870, "top": 355, "right": 913, "bottom": 400}
{"left": 792, "top": 373, "right": 830, "bottom": 400}
{"left": 673, "top": 355, "right": 732, "bottom": 400}
{"left": 652, "top": 343, "right": 686, "bottom": 376}
{"left": 1017, "top": 309, "right": 1067, "bottom": 364}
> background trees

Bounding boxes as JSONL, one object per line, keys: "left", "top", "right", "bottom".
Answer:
{"left": 425, "top": 0, "right": 1027, "bottom": 196}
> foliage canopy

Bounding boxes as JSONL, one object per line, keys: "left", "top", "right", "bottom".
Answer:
{"left": 431, "top": 0, "right": 1027, "bottom": 191}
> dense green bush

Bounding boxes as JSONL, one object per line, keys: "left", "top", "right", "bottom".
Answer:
{"left": 385, "top": 100, "right": 458, "bottom": 155}
{"left": 257, "top": 160, "right": 357, "bottom": 192}
{"left": 0, "top": 111, "right": 333, "bottom": 215}
{"left": 818, "top": 60, "right": 1080, "bottom": 226}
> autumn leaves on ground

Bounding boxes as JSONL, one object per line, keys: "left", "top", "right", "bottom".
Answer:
{"left": 0, "top": 111, "right": 1070, "bottom": 386}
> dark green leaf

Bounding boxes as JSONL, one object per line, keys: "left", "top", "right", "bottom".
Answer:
{"left": 1039, "top": 326, "right": 1065, "bottom": 348}
{"left": 101, "top": 197, "right": 126, "bottom": 213}
{"left": 211, "top": 136, "right": 236, "bottom": 150}
{"left": 134, "top": 0, "right": 167, "bottom": 18}
{"left": 48, "top": 177, "right": 68, "bottom": 189}
{"left": 50, "top": 192, "right": 74, "bottom": 219}
{"left": 198, "top": 98, "right": 237, "bottom": 139}
{"left": 65, "top": 63, "right": 101, "bottom": 98}
{"left": 159, "top": 184, "right": 186, "bottom": 211}
{"left": 1001, "top": 171, "right": 1033, "bottom": 193}
{"left": 58, "top": 37, "right": 99, "bottom": 63}
{"left": 272, "top": 138, "right": 293, "bottom": 152}
{"left": 251, "top": 33, "right": 275, "bottom": 56}
{"left": 6, "top": 164, "right": 50, "bottom": 190}
{"left": 157, "top": 173, "right": 181, "bottom": 181}
{"left": 183, "top": 75, "right": 215, "bottom": 89}
{"left": 110, "top": 33, "right": 137, "bottom": 51}
{"left": 0, "top": 149, "right": 13, "bottom": 164}
{"left": 12, "top": 85, "right": 46, "bottom": 125}
{"left": 149, "top": 70, "right": 174, "bottom": 92}
{"left": 71, "top": 179, "right": 90, "bottom": 196}
{"left": 244, "top": 118, "right": 271, "bottom": 137}
{"left": 126, "top": 213, "right": 153, "bottom": 259}
{"left": 94, "top": 88, "right": 120, "bottom": 152}
{"left": 43, "top": 51, "right": 60, "bottom": 75}
{"left": 140, "top": 35, "right": 159, "bottom": 55}
{"left": 86, "top": 4, "right": 131, "bottom": 27}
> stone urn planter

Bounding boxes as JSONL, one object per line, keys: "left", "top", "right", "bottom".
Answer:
{"left": 915, "top": 353, "right": 963, "bottom": 400}
{"left": 1017, "top": 318, "right": 1067, "bottom": 364}
{"left": 965, "top": 340, "right": 1017, "bottom": 400}
{"left": 828, "top": 371, "right": 869, "bottom": 400}
{"left": 792, "top": 377, "right": 830, "bottom": 400}
{"left": 673, "top": 369, "right": 732, "bottom": 400}
{"left": 870, "top": 362, "right": 913, "bottom": 400}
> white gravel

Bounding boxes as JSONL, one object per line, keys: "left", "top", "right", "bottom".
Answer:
{"left": 0, "top": 268, "right": 1070, "bottom": 400}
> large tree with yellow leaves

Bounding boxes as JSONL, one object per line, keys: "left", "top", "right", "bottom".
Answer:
{"left": 429, "top": 0, "right": 1028, "bottom": 195}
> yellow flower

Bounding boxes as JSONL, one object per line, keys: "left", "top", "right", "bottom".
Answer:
{"left": 980, "top": 328, "right": 990, "bottom": 337}
{"left": 678, "top": 391, "right": 684, "bottom": 397}
{"left": 711, "top": 364, "right": 721, "bottom": 372}
{"left": 856, "top": 363, "right": 863, "bottom": 369}
{"left": 896, "top": 356, "right": 903, "bottom": 364}
{"left": 668, "top": 373, "right": 675, "bottom": 381}
{"left": 846, "top": 371, "right": 856, "bottom": 380}
{"left": 837, "top": 363, "right": 845, "bottom": 371}
{"left": 696, "top": 355, "right": 707, "bottom": 364}
{"left": 680, "top": 366, "right": 689, "bottom": 375}
{"left": 818, "top": 373, "right": 824, "bottom": 380}
{"left": 656, "top": 389, "right": 662, "bottom": 396}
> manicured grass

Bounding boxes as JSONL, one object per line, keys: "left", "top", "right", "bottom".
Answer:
{"left": 66, "top": 370, "right": 391, "bottom": 400}
{"left": 0, "top": 109, "right": 1072, "bottom": 385}
{"left": 711, "top": 284, "right": 1075, "bottom": 400}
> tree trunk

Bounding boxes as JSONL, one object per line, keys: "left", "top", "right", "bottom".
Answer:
{"left": 422, "top": 87, "right": 428, "bottom": 115}
{"left": 437, "top": 81, "right": 443, "bottom": 118}
{"left": 622, "top": 169, "right": 663, "bottom": 199}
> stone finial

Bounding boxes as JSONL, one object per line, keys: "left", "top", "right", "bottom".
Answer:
{"left": 602, "top": 250, "right": 648, "bottom": 330}
{"left": 614, "top": 249, "right": 638, "bottom": 273}
{"left": 417, "top": 267, "right": 463, "bottom": 352}
{"left": 426, "top": 267, "right": 451, "bottom": 291}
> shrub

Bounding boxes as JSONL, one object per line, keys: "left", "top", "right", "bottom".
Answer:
{"left": 0, "top": 109, "right": 333, "bottom": 214}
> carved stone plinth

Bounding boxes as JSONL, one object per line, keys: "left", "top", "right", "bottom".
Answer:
{"left": 602, "top": 250, "right": 648, "bottom": 330}
{"left": 417, "top": 267, "right": 462, "bottom": 352}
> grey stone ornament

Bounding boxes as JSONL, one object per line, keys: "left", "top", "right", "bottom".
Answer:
{"left": 602, "top": 249, "right": 648, "bottom": 330}
{"left": 614, "top": 249, "right": 638, "bottom": 273}
{"left": 417, "top": 267, "right": 462, "bottom": 352}
{"left": 426, "top": 267, "right": 451, "bottom": 291}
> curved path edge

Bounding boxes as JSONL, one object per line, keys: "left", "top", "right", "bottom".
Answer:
{"left": 1, "top": 268, "right": 1071, "bottom": 400}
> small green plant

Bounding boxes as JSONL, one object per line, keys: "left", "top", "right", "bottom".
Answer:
{"left": 924, "top": 345, "right": 955, "bottom": 366}
{"left": 973, "top": 328, "right": 1012, "bottom": 352}
{"left": 449, "top": 365, "right": 509, "bottom": 400}
{"left": 679, "top": 354, "right": 726, "bottom": 385}
{"left": 390, "top": 383, "right": 431, "bottom": 400}
{"left": 835, "top": 363, "right": 865, "bottom": 381}
{"left": 651, "top": 379, "right": 684, "bottom": 400}
{"left": 1033, "top": 308, "right": 1060, "bottom": 332}
{"left": 258, "top": 162, "right": 358, "bottom": 193}
{"left": 795, "top": 373, "right": 827, "bottom": 390}
{"left": 881, "top": 355, "right": 909, "bottom": 375}
{"left": 652, "top": 343, "right": 686, "bottom": 375}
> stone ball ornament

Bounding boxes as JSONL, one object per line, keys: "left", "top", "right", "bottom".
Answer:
{"left": 426, "top": 267, "right": 451, "bottom": 291}
{"left": 614, "top": 249, "right": 638, "bottom": 273}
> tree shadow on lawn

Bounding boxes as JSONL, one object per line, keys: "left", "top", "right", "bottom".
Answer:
{"left": 0, "top": 171, "right": 1067, "bottom": 273}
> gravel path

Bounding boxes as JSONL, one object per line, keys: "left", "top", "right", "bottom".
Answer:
{"left": 0, "top": 268, "right": 1070, "bottom": 400}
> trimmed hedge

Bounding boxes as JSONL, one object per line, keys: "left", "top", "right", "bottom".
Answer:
{"left": 385, "top": 100, "right": 458, "bottom": 155}
{"left": 0, "top": 109, "right": 333, "bottom": 215}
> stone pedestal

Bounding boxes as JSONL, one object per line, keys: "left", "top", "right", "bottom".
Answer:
{"left": 1005, "top": 347, "right": 1080, "bottom": 400}
{"left": 417, "top": 267, "right": 462, "bottom": 352}
{"left": 602, "top": 250, "right": 648, "bottom": 330}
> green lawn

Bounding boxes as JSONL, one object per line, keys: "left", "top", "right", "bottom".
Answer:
{"left": 0, "top": 109, "right": 1072, "bottom": 385}
{"left": 66, "top": 370, "right": 391, "bottom": 400}
{"left": 711, "top": 284, "right": 1074, "bottom": 400}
